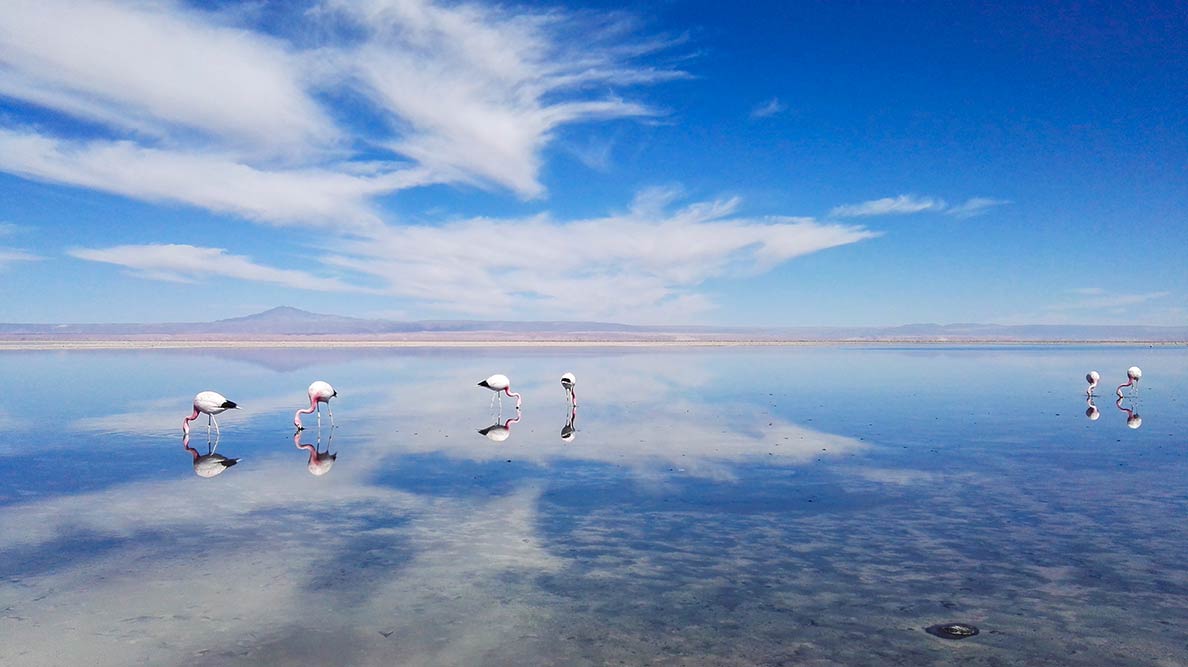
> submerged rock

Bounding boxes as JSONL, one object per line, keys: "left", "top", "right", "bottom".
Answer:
{"left": 925, "top": 623, "right": 980, "bottom": 639}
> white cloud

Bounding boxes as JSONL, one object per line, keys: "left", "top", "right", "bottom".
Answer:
{"left": 1050, "top": 290, "right": 1170, "bottom": 311}
{"left": 0, "top": 248, "right": 41, "bottom": 268}
{"left": 0, "top": 128, "right": 428, "bottom": 230}
{"left": 68, "top": 244, "right": 378, "bottom": 294}
{"left": 945, "top": 197, "right": 1011, "bottom": 218}
{"left": 316, "top": 192, "right": 878, "bottom": 321}
{"left": 829, "top": 194, "right": 1010, "bottom": 219}
{"left": 0, "top": 0, "right": 683, "bottom": 220}
{"left": 0, "top": 0, "right": 336, "bottom": 155}
{"left": 750, "top": 97, "right": 786, "bottom": 118}
{"left": 62, "top": 191, "right": 877, "bottom": 322}
{"left": 829, "top": 194, "right": 945, "bottom": 218}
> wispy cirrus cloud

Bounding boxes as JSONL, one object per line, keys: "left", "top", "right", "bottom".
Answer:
{"left": 0, "top": 0, "right": 683, "bottom": 221}
{"left": 750, "top": 97, "right": 786, "bottom": 118}
{"left": 68, "top": 244, "right": 377, "bottom": 294}
{"left": 829, "top": 195, "right": 945, "bottom": 218}
{"left": 71, "top": 191, "right": 878, "bottom": 322}
{"left": 1051, "top": 289, "right": 1170, "bottom": 311}
{"left": 829, "top": 194, "right": 1010, "bottom": 219}
{"left": 945, "top": 197, "right": 1011, "bottom": 219}
{"left": 0, "top": 222, "right": 40, "bottom": 268}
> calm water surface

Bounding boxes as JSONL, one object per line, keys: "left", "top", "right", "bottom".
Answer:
{"left": 1, "top": 346, "right": 1186, "bottom": 666}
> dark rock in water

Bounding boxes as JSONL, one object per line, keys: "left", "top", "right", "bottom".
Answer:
{"left": 926, "top": 623, "right": 980, "bottom": 639}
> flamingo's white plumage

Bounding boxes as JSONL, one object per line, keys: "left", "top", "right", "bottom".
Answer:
{"left": 478, "top": 374, "right": 521, "bottom": 410}
{"left": 294, "top": 380, "right": 337, "bottom": 430}
{"left": 1115, "top": 366, "right": 1142, "bottom": 398}
{"left": 183, "top": 391, "right": 237, "bottom": 436}
{"left": 561, "top": 372, "right": 577, "bottom": 406}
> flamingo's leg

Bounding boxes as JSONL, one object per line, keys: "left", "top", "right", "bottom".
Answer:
{"left": 327, "top": 403, "right": 335, "bottom": 428}
{"left": 211, "top": 414, "right": 222, "bottom": 438}
{"left": 316, "top": 403, "right": 322, "bottom": 430}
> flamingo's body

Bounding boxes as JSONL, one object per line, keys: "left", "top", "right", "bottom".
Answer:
{"left": 183, "top": 434, "right": 239, "bottom": 478}
{"left": 478, "top": 374, "right": 521, "bottom": 410}
{"left": 1086, "top": 371, "right": 1100, "bottom": 396}
{"left": 183, "top": 391, "right": 238, "bottom": 436}
{"left": 479, "top": 412, "right": 521, "bottom": 442}
{"left": 293, "top": 431, "right": 337, "bottom": 476}
{"left": 1115, "top": 366, "right": 1142, "bottom": 398}
{"left": 294, "top": 381, "right": 337, "bottom": 430}
{"left": 561, "top": 372, "right": 577, "bottom": 406}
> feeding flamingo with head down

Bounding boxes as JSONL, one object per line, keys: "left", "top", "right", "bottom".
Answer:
{"left": 478, "top": 374, "right": 521, "bottom": 410}
{"left": 561, "top": 372, "right": 577, "bottom": 406}
{"left": 294, "top": 381, "right": 336, "bottom": 431}
{"left": 1115, "top": 366, "right": 1142, "bottom": 398}
{"left": 1085, "top": 371, "right": 1100, "bottom": 396}
{"left": 182, "top": 391, "right": 238, "bottom": 437}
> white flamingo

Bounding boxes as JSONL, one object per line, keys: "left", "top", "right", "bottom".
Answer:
{"left": 294, "top": 381, "right": 337, "bottom": 431}
{"left": 182, "top": 391, "right": 238, "bottom": 437}
{"left": 1085, "top": 370, "right": 1100, "bottom": 396}
{"left": 561, "top": 372, "right": 577, "bottom": 406}
{"left": 1115, "top": 366, "right": 1142, "bottom": 398}
{"left": 478, "top": 374, "right": 521, "bottom": 410}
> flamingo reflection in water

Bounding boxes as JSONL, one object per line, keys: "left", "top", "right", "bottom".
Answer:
{"left": 561, "top": 403, "right": 577, "bottom": 442}
{"left": 183, "top": 433, "right": 240, "bottom": 478}
{"left": 1085, "top": 396, "right": 1100, "bottom": 421}
{"left": 479, "top": 410, "right": 521, "bottom": 442}
{"left": 1115, "top": 396, "right": 1142, "bottom": 429}
{"left": 293, "top": 429, "right": 337, "bottom": 476}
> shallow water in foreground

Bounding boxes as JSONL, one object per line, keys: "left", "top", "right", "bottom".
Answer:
{"left": 0, "top": 346, "right": 1186, "bottom": 666}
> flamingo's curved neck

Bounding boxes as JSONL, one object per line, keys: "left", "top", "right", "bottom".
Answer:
{"left": 1115, "top": 379, "right": 1134, "bottom": 398}
{"left": 294, "top": 395, "right": 318, "bottom": 425}
{"left": 182, "top": 406, "right": 200, "bottom": 433}
{"left": 504, "top": 387, "right": 522, "bottom": 406}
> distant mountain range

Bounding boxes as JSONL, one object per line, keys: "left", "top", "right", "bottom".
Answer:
{"left": 1, "top": 306, "right": 1186, "bottom": 342}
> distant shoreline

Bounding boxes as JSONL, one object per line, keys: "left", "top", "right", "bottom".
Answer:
{"left": 1, "top": 338, "right": 1185, "bottom": 350}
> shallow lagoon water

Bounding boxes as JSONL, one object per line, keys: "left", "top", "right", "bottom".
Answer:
{"left": 1, "top": 345, "right": 1186, "bottom": 666}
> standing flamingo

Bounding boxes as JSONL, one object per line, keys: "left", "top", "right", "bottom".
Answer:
{"left": 478, "top": 374, "right": 521, "bottom": 410}
{"left": 1085, "top": 371, "right": 1100, "bottom": 396}
{"left": 182, "top": 391, "right": 238, "bottom": 437}
{"left": 294, "top": 381, "right": 337, "bottom": 431}
{"left": 561, "top": 372, "right": 577, "bottom": 406}
{"left": 293, "top": 430, "right": 336, "bottom": 476}
{"left": 183, "top": 433, "right": 239, "bottom": 478}
{"left": 1115, "top": 366, "right": 1142, "bottom": 398}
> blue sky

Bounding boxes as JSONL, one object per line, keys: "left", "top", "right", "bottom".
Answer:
{"left": 0, "top": 0, "right": 1184, "bottom": 325}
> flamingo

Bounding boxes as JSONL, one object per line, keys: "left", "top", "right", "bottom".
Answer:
{"left": 183, "top": 433, "right": 239, "bottom": 478}
{"left": 1115, "top": 396, "right": 1142, "bottom": 429}
{"left": 294, "top": 381, "right": 337, "bottom": 431}
{"left": 1085, "top": 396, "right": 1100, "bottom": 421}
{"left": 1115, "top": 366, "right": 1142, "bottom": 398}
{"left": 478, "top": 374, "right": 521, "bottom": 410}
{"left": 561, "top": 372, "right": 577, "bottom": 406}
{"left": 182, "top": 391, "right": 238, "bottom": 437}
{"left": 293, "top": 430, "right": 336, "bottom": 476}
{"left": 478, "top": 411, "right": 521, "bottom": 442}
{"left": 1085, "top": 371, "right": 1100, "bottom": 396}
